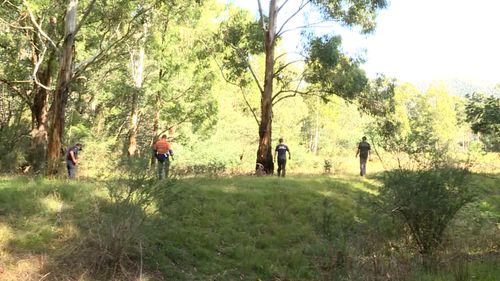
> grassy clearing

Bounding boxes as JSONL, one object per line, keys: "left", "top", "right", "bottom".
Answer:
{"left": 0, "top": 173, "right": 498, "bottom": 280}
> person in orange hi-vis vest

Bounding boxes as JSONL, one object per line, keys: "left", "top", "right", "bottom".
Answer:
{"left": 153, "top": 135, "right": 174, "bottom": 179}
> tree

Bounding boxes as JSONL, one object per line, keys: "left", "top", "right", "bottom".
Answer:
{"left": 217, "top": 0, "right": 388, "bottom": 173}
{"left": 46, "top": 0, "right": 79, "bottom": 174}
{"left": 368, "top": 82, "right": 467, "bottom": 168}
{"left": 465, "top": 93, "right": 500, "bottom": 151}
{"left": 0, "top": 0, "right": 148, "bottom": 173}
{"left": 0, "top": 0, "right": 63, "bottom": 171}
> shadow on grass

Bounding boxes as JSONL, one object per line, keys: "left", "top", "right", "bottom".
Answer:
{"left": 1, "top": 172, "right": 497, "bottom": 280}
{"left": 0, "top": 176, "right": 103, "bottom": 280}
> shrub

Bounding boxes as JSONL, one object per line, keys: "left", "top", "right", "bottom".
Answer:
{"left": 378, "top": 167, "right": 475, "bottom": 270}
{"left": 64, "top": 158, "right": 174, "bottom": 278}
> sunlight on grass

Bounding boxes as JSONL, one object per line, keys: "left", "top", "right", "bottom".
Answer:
{"left": 0, "top": 173, "right": 497, "bottom": 280}
{"left": 317, "top": 190, "right": 335, "bottom": 197}
{"left": 40, "top": 197, "right": 63, "bottom": 214}
{"left": 0, "top": 223, "right": 13, "bottom": 244}
{"left": 221, "top": 185, "right": 239, "bottom": 193}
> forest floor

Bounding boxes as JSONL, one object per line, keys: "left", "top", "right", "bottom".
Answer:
{"left": 0, "top": 172, "right": 498, "bottom": 280}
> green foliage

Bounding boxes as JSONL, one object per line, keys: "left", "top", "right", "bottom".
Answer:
{"left": 465, "top": 93, "right": 500, "bottom": 151}
{"left": 305, "top": 35, "right": 369, "bottom": 101}
{"left": 61, "top": 159, "right": 173, "bottom": 278}
{"left": 215, "top": 8, "right": 265, "bottom": 86}
{"left": 368, "top": 82, "right": 467, "bottom": 167}
{"left": 378, "top": 167, "right": 475, "bottom": 269}
{"left": 0, "top": 123, "right": 30, "bottom": 173}
{"left": 312, "top": 0, "right": 388, "bottom": 33}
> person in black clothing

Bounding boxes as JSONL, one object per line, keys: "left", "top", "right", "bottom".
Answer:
{"left": 66, "top": 143, "right": 83, "bottom": 178}
{"left": 355, "top": 136, "right": 371, "bottom": 176}
{"left": 274, "top": 138, "right": 291, "bottom": 177}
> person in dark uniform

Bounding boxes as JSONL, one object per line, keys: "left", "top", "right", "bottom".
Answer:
{"left": 66, "top": 143, "right": 83, "bottom": 178}
{"left": 274, "top": 138, "right": 291, "bottom": 177}
{"left": 355, "top": 136, "right": 371, "bottom": 176}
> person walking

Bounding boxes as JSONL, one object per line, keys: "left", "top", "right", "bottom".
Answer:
{"left": 153, "top": 134, "right": 174, "bottom": 179}
{"left": 355, "top": 136, "right": 371, "bottom": 176}
{"left": 274, "top": 138, "right": 291, "bottom": 177}
{"left": 66, "top": 143, "right": 83, "bottom": 178}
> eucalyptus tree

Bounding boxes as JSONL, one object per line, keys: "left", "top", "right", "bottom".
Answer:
{"left": 122, "top": 0, "right": 219, "bottom": 158}
{"left": 0, "top": 0, "right": 154, "bottom": 173}
{"left": 0, "top": 0, "right": 66, "bottom": 171}
{"left": 217, "top": 0, "right": 388, "bottom": 173}
{"left": 465, "top": 92, "right": 500, "bottom": 151}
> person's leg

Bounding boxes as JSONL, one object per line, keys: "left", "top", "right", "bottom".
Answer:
{"left": 282, "top": 160, "right": 287, "bottom": 177}
{"left": 277, "top": 159, "right": 282, "bottom": 176}
{"left": 67, "top": 162, "right": 71, "bottom": 177}
{"left": 165, "top": 158, "right": 171, "bottom": 178}
{"left": 67, "top": 161, "right": 75, "bottom": 178}
{"left": 158, "top": 160, "right": 165, "bottom": 179}
{"left": 360, "top": 158, "right": 367, "bottom": 176}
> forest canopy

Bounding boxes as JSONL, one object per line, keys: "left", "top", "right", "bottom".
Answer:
{"left": 0, "top": 0, "right": 498, "bottom": 175}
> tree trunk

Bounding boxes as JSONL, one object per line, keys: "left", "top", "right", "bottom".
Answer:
{"left": 312, "top": 97, "right": 320, "bottom": 155}
{"left": 29, "top": 17, "right": 57, "bottom": 172}
{"left": 127, "top": 45, "right": 145, "bottom": 157}
{"left": 30, "top": 77, "right": 50, "bottom": 172}
{"left": 256, "top": 0, "right": 277, "bottom": 174}
{"left": 47, "top": 0, "right": 77, "bottom": 175}
{"left": 150, "top": 90, "right": 161, "bottom": 165}
{"left": 127, "top": 90, "right": 140, "bottom": 156}
{"left": 30, "top": 53, "right": 56, "bottom": 172}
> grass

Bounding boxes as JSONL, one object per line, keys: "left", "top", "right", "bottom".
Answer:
{"left": 0, "top": 173, "right": 498, "bottom": 280}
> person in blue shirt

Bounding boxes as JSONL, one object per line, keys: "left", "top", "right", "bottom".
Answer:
{"left": 274, "top": 138, "right": 291, "bottom": 177}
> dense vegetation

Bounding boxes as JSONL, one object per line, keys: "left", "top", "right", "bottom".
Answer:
{"left": 0, "top": 0, "right": 499, "bottom": 280}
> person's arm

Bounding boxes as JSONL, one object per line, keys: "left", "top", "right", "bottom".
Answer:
{"left": 169, "top": 149, "right": 174, "bottom": 160}
{"left": 69, "top": 150, "right": 77, "bottom": 164}
{"left": 287, "top": 147, "right": 291, "bottom": 160}
{"left": 355, "top": 147, "right": 360, "bottom": 158}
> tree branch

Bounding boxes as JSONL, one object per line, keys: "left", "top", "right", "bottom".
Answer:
{"left": 0, "top": 78, "right": 32, "bottom": 106}
{"left": 277, "top": 0, "right": 291, "bottom": 13}
{"left": 240, "top": 85, "right": 260, "bottom": 126}
{"left": 31, "top": 32, "right": 52, "bottom": 91}
{"left": 278, "top": 20, "right": 332, "bottom": 37}
{"left": 208, "top": 50, "right": 260, "bottom": 126}
{"left": 22, "top": 0, "right": 57, "bottom": 48}
{"left": 273, "top": 59, "right": 304, "bottom": 76}
{"left": 226, "top": 43, "right": 264, "bottom": 94}
{"left": 74, "top": 8, "right": 147, "bottom": 77}
{"left": 256, "top": 0, "right": 266, "bottom": 30}
{"left": 74, "top": 0, "right": 97, "bottom": 37}
{"left": 276, "top": 0, "right": 311, "bottom": 38}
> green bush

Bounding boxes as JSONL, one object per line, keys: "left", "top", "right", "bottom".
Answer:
{"left": 63, "top": 159, "right": 174, "bottom": 278}
{"left": 0, "top": 124, "right": 30, "bottom": 172}
{"left": 378, "top": 167, "right": 475, "bottom": 270}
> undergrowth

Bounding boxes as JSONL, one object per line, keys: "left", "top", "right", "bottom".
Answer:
{"left": 0, "top": 173, "right": 498, "bottom": 280}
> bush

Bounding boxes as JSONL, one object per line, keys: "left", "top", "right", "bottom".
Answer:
{"left": 0, "top": 124, "right": 30, "bottom": 172}
{"left": 63, "top": 158, "right": 174, "bottom": 278}
{"left": 378, "top": 167, "right": 475, "bottom": 270}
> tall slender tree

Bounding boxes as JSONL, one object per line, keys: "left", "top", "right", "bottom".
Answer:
{"left": 218, "top": 0, "right": 388, "bottom": 173}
